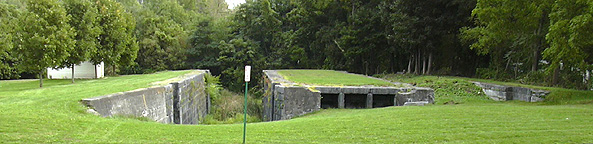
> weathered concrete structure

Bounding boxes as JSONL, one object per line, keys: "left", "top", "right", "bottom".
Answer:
{"left": 81, "top": 70, "right": 210, "bottom": 124}
{"left": 473, "top": 82, "right": 549, "bottom": 102}
{"left": 262, "top": 70, "right": 435, "bottom": 121}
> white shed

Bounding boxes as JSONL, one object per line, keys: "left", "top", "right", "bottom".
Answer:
{"left": 47, "top": 61, "right": 104, "bottom": 79}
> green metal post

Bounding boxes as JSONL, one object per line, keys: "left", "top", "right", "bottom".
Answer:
{"left": 243, "top": 82, "right": 248, "bottom": 144}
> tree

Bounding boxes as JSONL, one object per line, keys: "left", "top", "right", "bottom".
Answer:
{"left": 91, "top": 0, "right": 138, "bottom": 74}
{"left": 63, "top": 0, "right": 101, "bottom": 83}
{"left": 16, "top": 0, "right": 75, "bottom": 87}
{"left": 188, "top": 20, "right": 223, "bottom": 74}
{"left": 0, "top": 3, "right": 21, "bottom": 79}
{"left": 136, "top": 12, "right": 185, "bottom": 72}
{"left": 461, "top": 0, "right": 553, "bottom": 78}
{"left": 545, "top": 0, "right": 593, "bottom": 86}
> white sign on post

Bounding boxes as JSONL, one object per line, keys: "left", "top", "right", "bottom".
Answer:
{"left": 245, "top": 65, "right": 251, "bottom": 82}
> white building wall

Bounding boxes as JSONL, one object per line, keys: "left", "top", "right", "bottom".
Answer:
{"left": 47, "top": 61, "right": 104, "bottom": 79}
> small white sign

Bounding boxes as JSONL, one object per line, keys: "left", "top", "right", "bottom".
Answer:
{"left": 245, "top": 65, "right": 251, "bottom": 82}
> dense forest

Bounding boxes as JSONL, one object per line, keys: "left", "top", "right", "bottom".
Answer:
{"left": 1, "top": 0, "right": 592, "bottom": 90}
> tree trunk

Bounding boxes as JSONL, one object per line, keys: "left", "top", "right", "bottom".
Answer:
{"left": 533, "top": 9, "right": 547, "bottom": 72}
{"left": 427, "top": 52, "right": 433, "bottom": 75}
{"left": 39, "top": 71, "right": 43, "bottom": 88}
{"left": 407, "top": 54, "right": 413, "bottom": 74}
{"left": 532, "top": 48, "right": 539, "bottom": 72}
{"left": 415, "top": 50, "right": 420, "bottom": 75}
{"left": 422, "top": 51, "right": 427, "bottom": 75}
{"left": 71, "top": 64, "right": 75, "bottom": 83}
{"left": 552, "top": 66, "right": 560, "bottom": 86}
{"left": 390, "top": 53, "right": 395, "bottom": 73}
{"left": 364, "top": 60, "right": 369, "bottom": 76}
{"left": 112, "top": 65, "right": 116, "bottom": 76}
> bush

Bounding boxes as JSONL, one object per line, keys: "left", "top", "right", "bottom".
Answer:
{"left": 205, "top": 74, "right": 222, "bottom": 102}
{"left": 203, "top": 89, "right": 262, "bottom": 124}
{"left": 203, "top": 74, "right": 262, "bottom": 124}
{"left": 518, "top": 70, "right": 548, "bottom": 86}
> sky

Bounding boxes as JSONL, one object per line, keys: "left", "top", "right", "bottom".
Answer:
{"left": 225, "top": 0, "right": 245, "bottom": 9}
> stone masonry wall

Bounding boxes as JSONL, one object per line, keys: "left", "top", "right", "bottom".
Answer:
{"left": 394, "top": 87, "right": 435, "bottom": 106}
{"left": 81, "top": 71, "right": 210, "bottom": 124}
{"left": 262, "top": 73, "right": 277, "bottom": 121}
{"left": 262, "top": 70, "right": 435, "bottom": 122}
{"left": 272, "top": 86, "right": 321, "bottom": 121}
{"left": 473, "top": 82, "right": 549, "bottom": 102}
{"left": 81, "top": 85, "right": 175, "bottom": 123}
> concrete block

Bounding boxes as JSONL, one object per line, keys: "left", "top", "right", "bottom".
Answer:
{"left": 338, "top": 93, "right": 345, "bottom": 109}
{"left": 280, "top": 86, "right": 321, "bottom": 120}
{"left": 370, "top": 88, "right": 399, "bottom": 95}
{"left": 403, "top": 101, "right": 429, "bottom": 106}
{"left": 342, "top": 88, "right": 370, "bottom": 94}
{"left": 474, "top": 82, "right": 549, "bottom": 102}
{"left": 315, "top": 87, "right": 342, "bottom": 94}
{"left": 366, "top": 93, "right": 373, "bottom": 108}
{"left": 395, "top": 88, "right": 435, "bottom": 106}
{"left": 82, "top": 70, "right": 209, "bottom": 125}
{"left": 81, "top": 86, "right": 174, "bottom": 124}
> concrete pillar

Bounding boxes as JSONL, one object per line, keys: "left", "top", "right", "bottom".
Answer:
{"left": 393, "top": 94, "right": 398, "bottom": 106}
{"left": 338, "top": 92, "right": 345, "bottom": 108}
{"left": 170, "top": 82, "right": 180, "bottom": 124}
{"left": 366, "top": 93, "right": 373, "bottom": 108}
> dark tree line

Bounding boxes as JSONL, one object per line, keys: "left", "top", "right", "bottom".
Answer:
{"left": 2, "top": 0, "right": 592, "bottom": 90}
{"left": 197, "top": 0, "right": 486, "bottom": 90}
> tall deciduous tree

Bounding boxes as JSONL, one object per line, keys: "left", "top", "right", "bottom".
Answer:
{"left": 545, "top": 0, "right": 593, "bottom": 85}
{"left": 63, "top": 0, "right": 101, "bottom": 83}
{"left": 0, "top": 3, "right": 21, "bottom": 79}
{"left": 136, "top": 13, "right": 185, "bottom": 71}
{"left": 91, "top": 0, "right": 138, "bottom": 74}
{"left": 462, "top": 0, "right": 553, "bottom": 77}
{"left": 16, "top": 0, "right": 75, "bottom": 87}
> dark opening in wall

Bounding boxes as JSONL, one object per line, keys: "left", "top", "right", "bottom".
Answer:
{"left": 373, "top": 94, "right": 395, "bottom": 108}
{"left": 345, "top": 94, "right": 367, "bottom": 108}
{"left": 321, "top": 94, "right": 339, "bottom": 109}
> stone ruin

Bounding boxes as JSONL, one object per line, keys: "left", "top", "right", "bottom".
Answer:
{"left": 262, "top": 70, "right": 435, "bottom": 121}
{"left": 81, "top": 70, "right": 210, "bottom": 125}
{"left": 473, "top": 82, "right": 549, "bottom": 102}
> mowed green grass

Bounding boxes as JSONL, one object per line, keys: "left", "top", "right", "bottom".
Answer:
{"left": 277, "top": 70, "right": 395, "bottom": 86}
{"left": 0, "top": 71, "right": 592, "bottom": 143}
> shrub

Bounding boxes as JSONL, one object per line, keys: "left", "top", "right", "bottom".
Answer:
{"left": 203, "top": 74, "right": 262, "bottom": 124}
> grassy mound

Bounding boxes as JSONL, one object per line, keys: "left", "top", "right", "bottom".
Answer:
{"left": 380, "top": 74, "right": 593, "bottom": 105}
{"left": 277, "top": 70, "right": 394, "bottom": 86}
{"left": 0, "top": 72, "right": 592, "bottom": 143}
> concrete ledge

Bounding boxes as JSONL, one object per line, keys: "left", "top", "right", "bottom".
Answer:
{"left": 81, "top": 85, "right": 174, "bottom": 123}
{"left": 403, "top": 101, "right": 429, "bottom": 106}
{"left": 81, "top": 70, "right": 210, "bottom": 124}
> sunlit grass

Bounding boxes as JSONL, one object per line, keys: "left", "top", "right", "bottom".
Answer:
{"left": 0, "top": 71, "right": 592, "bottom": 143}
{"left": 277, "top": 70, "right": 395, "bottom": 86}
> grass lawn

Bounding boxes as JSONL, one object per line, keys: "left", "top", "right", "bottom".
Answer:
{"left": 277, "top": 70, "right": 395, "bottom": 86}
{"left": 1, "top": 71, "right": 592, "bottom": 143}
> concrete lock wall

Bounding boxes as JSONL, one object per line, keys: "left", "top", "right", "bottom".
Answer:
{"left": 262, "top": 70, "right": 435, "bottom": 122}
{"left": 473, "top": 82, "right": 549, "bottom": 102}
{"left": 271, "top": 86, "right": 321, "bottom": 121}
{"left": 82, "top": 71, "right": 210, "bottom": 124}
{"left": 81, "top": 85, "right": 176, "bottom": 123}
{"left": 262, "top": 70, "right": 321, "bottom": 121}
